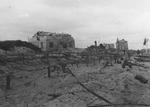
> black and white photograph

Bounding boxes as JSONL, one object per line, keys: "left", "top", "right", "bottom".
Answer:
{"left": 1, "top": 0, "right": 150, "bottom": 107}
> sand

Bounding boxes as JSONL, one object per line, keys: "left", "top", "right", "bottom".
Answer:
{"left": 0, "top": 59, "right": 150, "bottom": 107}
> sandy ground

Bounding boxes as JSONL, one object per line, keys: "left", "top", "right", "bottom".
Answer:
{"left": 0, "top": 59, "right": 150, "bottom": 107}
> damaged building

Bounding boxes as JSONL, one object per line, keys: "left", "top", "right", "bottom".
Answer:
{"left": 116, "top": 38, "right": 128, "bottom": 50}
{"left": 103, "top": 43, "right": 115, "bottom": 49}
{"left": 28, "top": 31, "right": 75, "bottom": 51}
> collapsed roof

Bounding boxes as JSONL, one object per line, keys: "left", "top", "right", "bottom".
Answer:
{"left": 33, "top": 31, "right": 71, "bottom": 37}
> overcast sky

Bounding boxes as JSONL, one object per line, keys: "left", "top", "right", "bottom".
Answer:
{"left": 0, "top": 0, "right": 150, "bottom": 49}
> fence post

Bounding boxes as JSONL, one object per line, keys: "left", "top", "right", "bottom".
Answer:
{"left": 47, "top": 66, "right": 51, "bottom": 78}
{"left": 6, "top": 74, "right": 11, "bottom": 90}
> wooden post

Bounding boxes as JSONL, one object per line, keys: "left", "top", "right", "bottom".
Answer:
{"left": 98, "top": 56, "right": 101, "bottom": 64}
{"left": 86, "top": 55, "right": 89, "bottom": 67}
{"left": 22, "top": 53, "right": 25, "bottom": 64}
{"left": 6, "top": 75, "right": 11, "bottom": 90}
{"left": 61, "top": 63, "right": 66, "bottom": 73}
{"left": 47, "top": 66, "right": 51, "bottom": 78}
{"left": 45, "top": 51, "right": 49, "bottom": 65}
{"left": 93, "top": 56, "right": 96, "bottom": 66}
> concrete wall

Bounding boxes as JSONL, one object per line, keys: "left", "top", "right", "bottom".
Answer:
{"left": 28, "top": 35, "right": 47, "bottom": 51}
{"left": 28, "top": 32, "right": 75, "bottom": 51}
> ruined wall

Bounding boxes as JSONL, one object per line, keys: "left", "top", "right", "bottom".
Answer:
{"left": 29, "top": 31, "right": 75, "bottom": 51}
{"left": 46, "top": 33, "right": 75, "bottom": 51}
{"left": 116, "top": 39, "right": 128, "bottom": 50}
{"left": 28, "top": 34, "right": 47, "bottom": 51}
{"left": 103, "top": 43, "right": 115, "bottom": 49}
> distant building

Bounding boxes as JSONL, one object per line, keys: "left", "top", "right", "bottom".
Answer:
{"left": 116, "top": 38, "right": 128, "bottom": 51}
{"left": 103, "top": 43, "right": 115, "bottom": 49}
{"left": 142, "top": 49, "right": 150, "bottom": 55}
{"left": 28, "top": 31, "right": 75, "bottom": 51}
